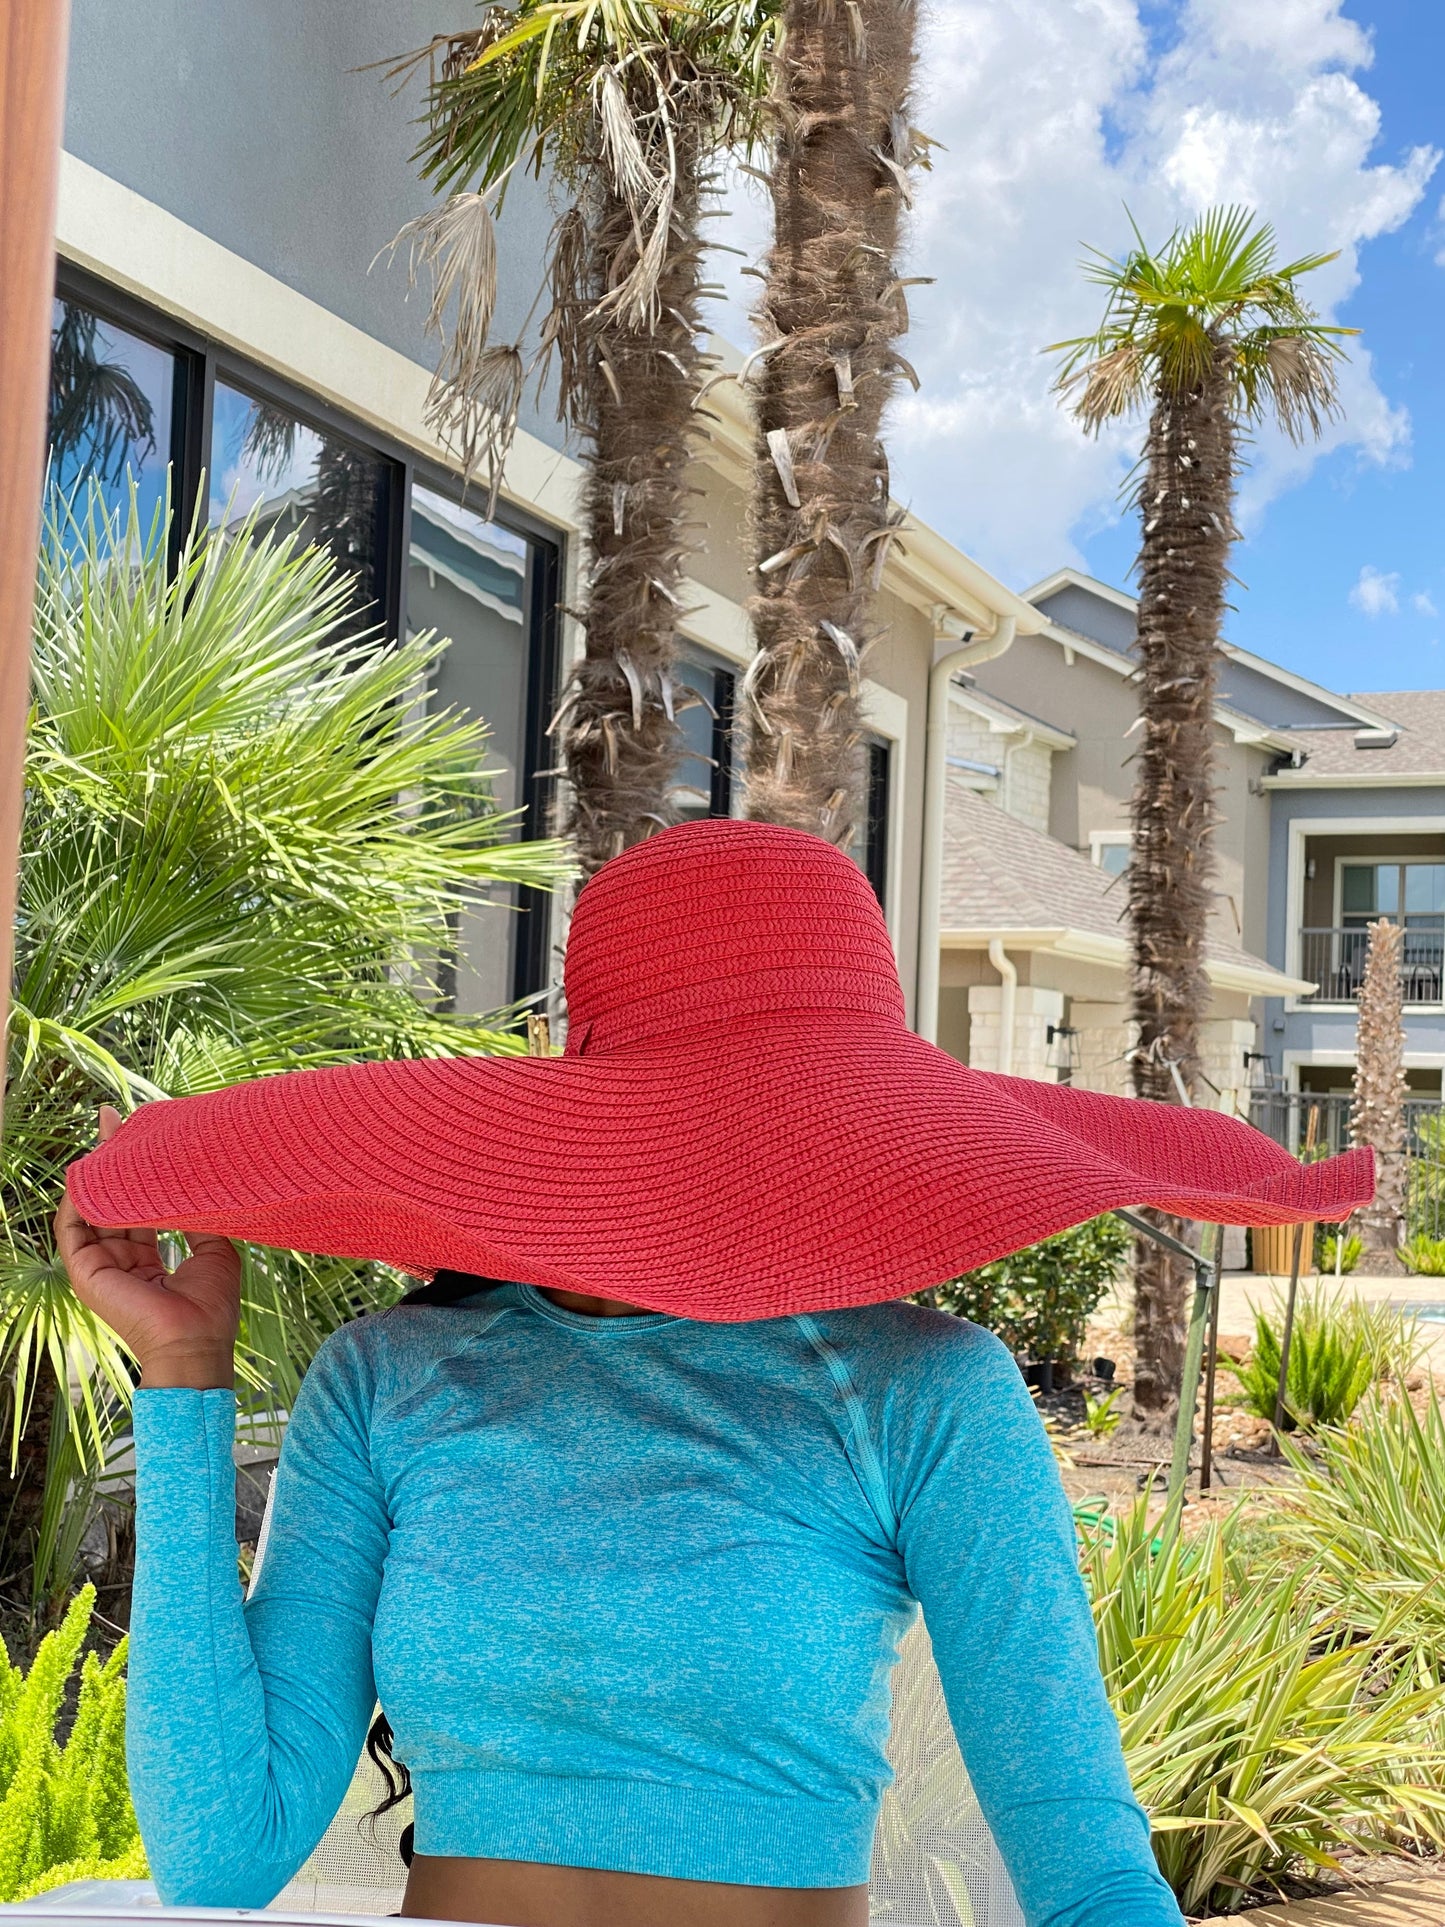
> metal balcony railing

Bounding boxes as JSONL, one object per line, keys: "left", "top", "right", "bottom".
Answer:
{"left": 1298, "top": 926, "right": 1445, "bottom": 1005}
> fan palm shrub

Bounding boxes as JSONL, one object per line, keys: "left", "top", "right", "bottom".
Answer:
{"left": 1085, "top": 1501, "right": 1445, "bottom": 1916}
{"left": 384, "top": 1, "right": 778, "bottom": 874}
{"left": 1050, "top": 208, "right": 1353, "bottom": 1415}
{"left": 2, "top": 485, "right": 569, "bottom": 1619}
{"left": 741, "top": 0, "right": 929, "bottom": 844}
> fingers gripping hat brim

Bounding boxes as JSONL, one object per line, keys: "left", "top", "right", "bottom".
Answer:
{"left": 67, "top": 1020, "right": 1372, "bottom": 1322}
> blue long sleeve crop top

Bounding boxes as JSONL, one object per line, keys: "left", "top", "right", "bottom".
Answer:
{"left": 126, "top": 1284, "right": 1183, "bottom": 1926}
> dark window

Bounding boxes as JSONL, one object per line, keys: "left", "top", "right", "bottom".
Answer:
{"left": 47, "top": 297, "right": 179, "bottom": 539}
{"left": 408, "top": 484, "right": 556, "bottom": 1014}
{"left": 210, "top": 379, "right": 394, "bottom": 636}
{"left": 851, "top": 737, "right": 892, "bottom": 907}
{"left": 45, "top": 267, "right": 565, "bottom": 1007}
{"left": 671, "top": 651, "right": 737, "bottom": 822}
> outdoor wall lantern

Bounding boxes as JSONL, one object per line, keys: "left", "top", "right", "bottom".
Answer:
{"left": 1045, "top": 1022, "right": 1081, "bottom": 1077}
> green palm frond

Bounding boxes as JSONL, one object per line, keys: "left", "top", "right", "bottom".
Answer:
{"left": 3, "top": 479, "right": 573, "bottom": 1601}
{"left": 400, "top": 0, "right": 780, "bottom": 198}
{"left": 1047, "top": 204, "right": 1355, "bottom": 439}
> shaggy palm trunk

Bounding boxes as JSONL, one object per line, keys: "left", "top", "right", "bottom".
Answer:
{"left": 743, "top": 0, "right": 918, "bottom": 842}
{"left": 1351, "top": 916, "right": 1407, "bottom": 1269}
{"left": 1128, "top": 349, "right": 1236, "bottom": 1417}
{"left": 559, "top": 155, "right": 707, "bottom": 877}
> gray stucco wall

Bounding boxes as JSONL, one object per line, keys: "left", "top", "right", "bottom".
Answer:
{"left": 63, "top": 0, "right": 567, "bottom": 453}
{"left": 1264, "top": 784, "right": 1445, "bottom": 1078}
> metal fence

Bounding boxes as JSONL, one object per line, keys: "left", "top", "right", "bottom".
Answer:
{"left": 1298, "top": 926, "right": 1445, "bottom": 1006}
{"left": 1247, "top": 1089, "right": 1445, "bottom": 1239}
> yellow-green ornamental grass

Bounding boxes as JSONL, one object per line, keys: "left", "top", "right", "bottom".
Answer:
{"left": 0, "top": 1587, "right": 145, "bottom": 1900}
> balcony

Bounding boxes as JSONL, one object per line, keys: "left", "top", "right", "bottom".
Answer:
{"left": 1298, "top": 925, "right": 1444, "bottom": 1006}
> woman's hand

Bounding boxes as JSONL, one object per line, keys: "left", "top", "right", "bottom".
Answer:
{"left": 56, "top": 1105, "right": 240, "bottom": 1389}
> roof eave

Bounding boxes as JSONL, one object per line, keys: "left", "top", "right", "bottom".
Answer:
{"left": 939, "top": 925, "right": 1311, "bottom": 997}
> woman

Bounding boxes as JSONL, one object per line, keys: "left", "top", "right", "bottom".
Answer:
{"left": 61, "top": 819, "right": 1369, "bottom": 1927}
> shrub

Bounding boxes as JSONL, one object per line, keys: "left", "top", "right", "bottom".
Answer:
{"left": 1235, "top": 1288, "right": 1418, "bottom": 1431}
{"left": 1400, "top": 1233, "right": 1445, "bottom": 1277}
{"left": 1317, "top": 1229, "right": 1361, "bottom": 1275}
{"left": 1272, "top": 1395, "right": 1445, "bottom": 1664}
{"left": 923, "top": 1215, "right": 1130, "bottom": 1366}
{"left": 3, "top": 485, "right": 570, "bottom": 1613}
{"left": 1083, "top": 1502, "right": 1445, "bottom": 1916}
{"left": 0, "top": 1586, "right": 145, "bottom": 1901}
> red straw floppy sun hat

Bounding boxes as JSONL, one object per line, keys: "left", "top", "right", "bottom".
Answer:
{"left": 69, "top": 819, "right": 1371, "bottom": 1320}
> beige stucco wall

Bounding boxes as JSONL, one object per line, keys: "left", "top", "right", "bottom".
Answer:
{"left": 971, "top": 634, "right": 1273, "bottom": 959}
{"left": 686, "top": 463, "right": 755, "bottom": 612}
{"left": 685, "top": 455, "right": 934, "bottom": 1023}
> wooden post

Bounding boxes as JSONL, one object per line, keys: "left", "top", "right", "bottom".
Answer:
{"left": 0, "top": 0, "right": 70, "bottom": 1115}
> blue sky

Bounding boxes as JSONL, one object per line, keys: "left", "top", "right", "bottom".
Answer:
{"left": 715, "top": 0, "right": 1443, "bottom": 706}
{"left": 1079, "top": 0, "right": 1445, "bottom": 695}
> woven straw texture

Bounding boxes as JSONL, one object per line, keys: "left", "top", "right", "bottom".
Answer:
{"left": 68, "top": 820, "right": 1373, "bottom": 1321}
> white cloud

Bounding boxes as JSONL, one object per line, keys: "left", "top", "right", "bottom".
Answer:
{"left": 1414, "top": 591, "right": 1437, "bottom": 617}
{"left": 1350, "top": 565, "right": 1400, "bottom": 616}
{"left": 709, "top": 0, "right": 1437, "bottom": 590}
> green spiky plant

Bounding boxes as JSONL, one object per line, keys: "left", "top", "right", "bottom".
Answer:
{"left": 1085, "top": 1501, "right": 1445, "bottom": 1915}
{"left": 0, "top": 1585, "right": 144, "bottom": 1900}
{"left": 1050, "top": 207, "right": 1354, "bottom": 1417}
{"left": 1273, "top": 1395, "right": 1445, "bottom": 1667}
{"left": 2, "top": 484, "right": 570, "bottom": 1622}
{"left": 1235, "top": 1288, "right": 1418, "bottom": 1433}
{"left": 383, "top": 0, "right": 779, "bottom": 874}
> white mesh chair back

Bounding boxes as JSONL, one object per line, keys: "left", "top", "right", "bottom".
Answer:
{"left": 252, "top": 1488, "right": 1023, "bottom": 1922}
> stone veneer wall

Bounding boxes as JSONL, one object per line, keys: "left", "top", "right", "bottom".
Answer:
{"left": 946, "top": 706, "right": 1053, "bottom": 836}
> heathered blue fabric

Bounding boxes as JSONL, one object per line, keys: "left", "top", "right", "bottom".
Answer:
{"left": 127, "top": 1285, "right": 1183, "bottom": 1925}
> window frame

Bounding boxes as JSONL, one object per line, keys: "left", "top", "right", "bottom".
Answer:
{"left": 860, "top": 735, "right": 892, "bottom": 909}
{"left": 51, "top": 262, "right": 565, "bottom": 1005}
{"left": 1335, "top": 853, "right": 1445, "bottom": 931}
{"left": 1088, "top": 829, "right": 1132, "bottom": 876}
{"left": 671, "top": 643, "right": 738, "bottom": 822}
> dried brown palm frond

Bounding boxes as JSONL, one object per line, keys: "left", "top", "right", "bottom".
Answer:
{"left": 379, "top": 0, "right": 780, "bottom": 875}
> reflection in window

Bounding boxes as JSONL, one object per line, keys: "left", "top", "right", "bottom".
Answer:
{"left": 408, "top": 485, "right": 534, "bottom": 1017}
{"left": 47, "top": 298, "right": 175, "bottom": 533}
{"left": 209, "top": 381, "right": 388, "bottom": 627}
{"left": 1342, "top": 860, "right": 1445, "bottom": 985}
{"left": 670, "top": 653, "right": 735, "bottom": 822}
{"left": 1094, "top": 839, "right": 1131, "bottom": 878}
{"left": 851, "top": 738, "right": 892, "bottom": 908}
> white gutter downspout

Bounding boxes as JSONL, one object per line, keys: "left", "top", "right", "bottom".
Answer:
{"left": 916, "top": 615, "right": 1017, "bottom": 1042}
{"left": 986, "top": 938, "right": 1017, "bottom": 1077}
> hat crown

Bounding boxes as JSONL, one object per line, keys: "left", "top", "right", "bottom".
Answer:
{"left": 563, "top": 820, "right": 906, "bottom": 1053}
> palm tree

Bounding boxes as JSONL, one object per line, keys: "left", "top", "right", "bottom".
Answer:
{"left": 1050, "top": 207, "right": 1351, "bottom": 1416}
{"left": 740, "top": 0, "right": 928, "bottom": 843}
{"left": 2, "top": 484, "right": 569, "bottom": 1627}
{"left": 1351, "top": 917, "right": 1407, "bottom": 1270}
{"left": 382, "top": 2, "right": 777, "bottom": 875}
{"left": 48, "top": 303, "right": 157, "bottom": 487}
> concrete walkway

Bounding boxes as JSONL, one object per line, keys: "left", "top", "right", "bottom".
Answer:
{"left": 1197, "top": 1868, "right": 1445, "bottom": 1923}
{"left": 1215, "top": 1270, "right": 1445, "bottom": 1366}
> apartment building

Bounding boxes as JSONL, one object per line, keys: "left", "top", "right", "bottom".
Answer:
{"left": 937, "top": 568, "right": 1443, "bottom": 1114}
{"left": 53, "top": 0, "right": 1040, "bottom": 1032}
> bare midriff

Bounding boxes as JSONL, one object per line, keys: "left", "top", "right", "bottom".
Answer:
{"left": 403, "top": 1855, "right": 871, "bottom": 1927}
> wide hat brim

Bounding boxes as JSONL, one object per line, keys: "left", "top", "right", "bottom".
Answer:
{"left": 67, "top": 1015, "right": 1373, "bottom": 1320}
